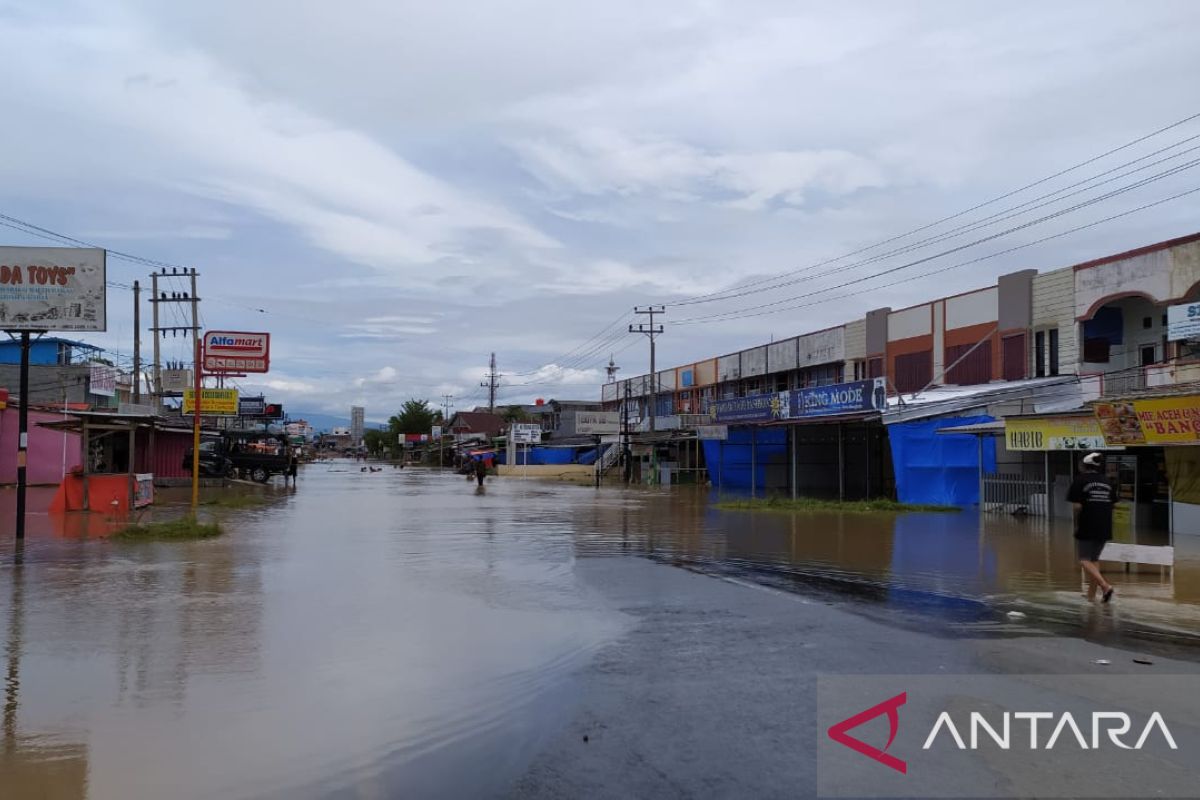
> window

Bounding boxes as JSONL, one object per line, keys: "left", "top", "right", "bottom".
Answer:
{"left": 1141, "top": 345, "right": 1156, "bottom": 366}
{"left": 1143, "top": 316, "right": 1153, "bottom": 329}
{"left": 1002, "top": 334, "right": 1026, "bottom": 381}
{"left": 867, "top": 357, "right": 884, "bottom": 379}
{"left": 945, "top": 342, "right": 992, "bottom": 386}
{"left": 1034, "top": 330, "right": 1045, "bottom": 377}
{"left": 1048, "top": 328, "right": 1059, "bottom": 376}
{"left": 893, "top": 351, "right": 932, "bottom": 394}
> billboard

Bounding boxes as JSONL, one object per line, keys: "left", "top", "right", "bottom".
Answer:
{"left": 183, "top": 388, "right": 239, "bottom": 416}
{"left": 575, "top": 411, "right": 620, "bottom": 435}
{"left": 1096, "top": 395, "right": 1200, "bottom": 446}
{"left": 711, "top": 379, "right": 888, "bottom": 424}
{"left": 1167, "top": 302, "right": 1200, "bottom": 341}
{"left": 202, "top": 330, "right": 270, "bottom": 373}
{"left": 511, "top": 423, "right": 541, "bottom": 443}
{"left": 1005, "top": 415, "right": 1108, "bottom": 450}
{"left": 88, "top": 363, "right": 118, "bottom": 397}
{"left": 0, "top": 246, "right": 106, "bottom": 331}
{"left": 238, "top": 396, "right": 266, "bottom": 416}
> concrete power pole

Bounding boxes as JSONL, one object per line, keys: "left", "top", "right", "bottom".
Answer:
{"left": 481, "top": 352, "right": 501, "bottom": 413}
{"left": 441, "top": 393, "right": 454, "bottom": 420}
{"left": 133, "top": 280, "right": 141, "bottom": 404}
{"left": 630, "top": 306, "right": 665, "bottom": 433}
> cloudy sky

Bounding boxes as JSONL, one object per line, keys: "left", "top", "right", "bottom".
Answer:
{"left": 2, "top": 1, "right": 1199, "bottom": 422}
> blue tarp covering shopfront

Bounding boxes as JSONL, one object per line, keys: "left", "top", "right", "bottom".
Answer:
{"left": 495, "top": 445, "right": 605, "bottom": 466}
{"left": 887, "top": 415, "right": 996, "bottom": 506}
{"left": 701, "top": 426, "right": 787, "bottom": 493}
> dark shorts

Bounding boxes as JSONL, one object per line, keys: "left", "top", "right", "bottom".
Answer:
{"left": 1076, "top": 538, "right": 1107, "bottom": 562}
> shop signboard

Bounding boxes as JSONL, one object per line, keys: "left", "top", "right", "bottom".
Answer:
{"left": 1005, "top": 415, "right": 1110, "bottom": 451}
{"left": 431, "top": 425, "right": 442, "bottom": 439}
{"left": 1095, "top": 394, "right": 1200, "bottom": 446}
{"left": 575, "top": 411, "right": 620, "bottom": 435}
{"left": 791, "top": 378, "right": 887, "bottom": 418}
{"left": 695, "top": 425, "right": 729, "bottom": 440}
{"left": 0, "top": 246, "right": 106, "bottom": 331}
{"left": 1167, "top": 301, "right": 1200, "bottom": 341}
{"left": 134, "top": 474, "right": 154, "bottom": 508}
{"left": 183, "top": 388, "right": 239, "bottom": 416}
{"left": 711, "top": 393, "right": 788, "bottom": 423}
{"left": 511, "top": 423, "right": 541, "bottom": 444}
{"left": 88, "top": 363, "right": 118, "bottom": 396}
{"left": 161, "top": 368, "right": 192, "bottom": 392}
{"left": 202, "top": 330, "right": 271, "bottom": 374}
{"left": 238, "top": 396, "right": 266, "bottom": 417}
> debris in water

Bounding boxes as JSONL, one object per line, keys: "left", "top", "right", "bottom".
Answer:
{"left": 1093, "top": 659, "right": 1111, "bottom": 666}
{"left": 582, "top": 735, "right": 589, "bottom": 743}
{"left": 1133, "top": 657, "right": 1154, "bottom": 665}
{"left": 1006, "top": 611, "right": 1026, "bottom": 620}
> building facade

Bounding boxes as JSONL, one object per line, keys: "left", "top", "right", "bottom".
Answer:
{"left": 350, "top": 406, "right": 365, "bottom": 447}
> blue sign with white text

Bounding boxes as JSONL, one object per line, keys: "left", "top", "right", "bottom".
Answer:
{"left": 792, "top": 378, "right": 887, "bottom": 418}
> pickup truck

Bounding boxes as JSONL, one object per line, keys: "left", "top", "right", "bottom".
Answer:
{"left": 184, "top": 432, "right": 294, "bottom": 483}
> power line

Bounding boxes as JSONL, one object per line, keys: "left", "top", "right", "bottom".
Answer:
{"left": 673, "top": 165, "right": 1200, "bottom": 326}
{"left": 675, "top": 186, "right": 1200, "bottom": 325}
{"left": 670, "top": 109, "right": 1200, "bottom": 308}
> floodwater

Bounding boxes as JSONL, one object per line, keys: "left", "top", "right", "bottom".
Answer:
{"left": 1, "top": 463, "right": 1199, "bottom": 798}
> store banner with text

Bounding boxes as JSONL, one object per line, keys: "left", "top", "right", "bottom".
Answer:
{"left": 183, "top": 388, "right": 240, "bottom": 416}
{"left": 1006, "top": 415, "right": 1110, "bottom": 451}
{"left": 1095, "top": 395, "right": 1200, "bottom": 446}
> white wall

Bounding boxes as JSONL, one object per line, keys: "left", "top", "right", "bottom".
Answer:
{"left": 888, "top": 305, "right": 931, "bottom": 340}
{"left": 1075, "top": 250, "right": 1171, "bottom": 318}
{"left": 843, "top": 318, "right": 866, "bottom": 360}
{"left": 767, "top": 337, "right": 798, "bottom": 372}
{"left": 741, "top": 346, "right": 768, "bottom": 376}
{"left": 798, "top": 327, "right": 845, "bottom": 365}
{"left": 1032, "top": 267, "right": 1077, "bottom": 374}
{"left": 945, "top": 287, "right": 998, "bottom": 329}
{"left": 717, "top": 353, "right": 740, "bottom": 381}
{"left": 932, "top": 299, "right": 945, "bottom": 381}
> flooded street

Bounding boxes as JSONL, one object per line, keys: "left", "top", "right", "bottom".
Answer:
{"left": 3, "top": 464, "right": 1200, "bottom": 798}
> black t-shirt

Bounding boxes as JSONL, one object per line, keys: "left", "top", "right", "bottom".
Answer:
{"left": 1066, "top": 472, "right": 1117, "bottom": 541}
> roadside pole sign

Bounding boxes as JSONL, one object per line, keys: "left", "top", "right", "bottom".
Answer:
{"left": 183, "top": 388, "right": 240, "bottom": 416}
{"left": 202, "top": 330, "right": 270, "bottom": 373}
{"left": 511, "top": 423, "right": 541, "bottom": 444}
{"left": 575, "top": 411, "right": 620, "bottom": 435}
{"left": 696, "top": 425, "right": 729, "bottom": 440}
{"left": 1, "top": 246, "right": 107, "bottom": 542}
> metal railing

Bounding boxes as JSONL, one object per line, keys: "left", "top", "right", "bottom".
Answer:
{"left": 1101, "top": 368, "right": 1147, "bottom": 397}
{"left": 981, "top": 471, "right": 1050, "bottom": 516}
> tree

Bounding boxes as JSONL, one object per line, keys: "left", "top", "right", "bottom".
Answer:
{"left": 389, "top": 399, "right": 441, "bottom": 436}
{"left": 363, "top": 428, "right": 390, "bottom": 457}
{"left": 500, "top": 404, "right": 528, "bottom": 424}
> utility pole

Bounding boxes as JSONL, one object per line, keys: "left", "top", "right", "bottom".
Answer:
{"left": 606, "top": 355, "right": 620, "bottom": 383}
{"left": 481, "top": 352, "right": 501, "bottom": 413}
{"left": 132, "top": 280, "right": 141, "bottom": 404}
{"left": 151, "top": 271, "right": 161, "bottom": 401}
{"left": 629, "top": 306, "right": 664, "bottom": 433}
{"left": 441, "top": 393, "right": 454, "bottom": 420}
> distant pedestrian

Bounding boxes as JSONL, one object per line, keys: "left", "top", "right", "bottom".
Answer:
{"left": 1067, "top": 452, "right": 1117, "bottom": 603}
{"left": 473, "top": 457, "right": 488, "bottom": 488}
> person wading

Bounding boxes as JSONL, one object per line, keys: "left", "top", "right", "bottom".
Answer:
{"left": 1067, "top": 452, "right": 1117, "bottom": 603}
{"left": 473, "top": 457, "right": 488, "bottom": 488}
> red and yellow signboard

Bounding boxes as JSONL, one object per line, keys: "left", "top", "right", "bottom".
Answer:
{"left": 1095, "top": 394, "right": 1200, "bottom": 446}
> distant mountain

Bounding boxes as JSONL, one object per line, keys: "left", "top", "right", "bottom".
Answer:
{"left": 287, "top": 410, "right": 389, "bottom": 433}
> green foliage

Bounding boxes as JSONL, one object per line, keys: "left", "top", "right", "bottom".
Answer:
{"left": 116, "top": 516, "right": 223, "bottom": 540}
{"left": 363, "top": 428, "right": 391, "bottom": 457}
{"left": 389, "top": 399, "right": 442, "bottom": 436}
{"left": 715, "top": 497, "right": 958, "bottom": 515}
{"left": 500, "top": 404, "right": 528, "bottom": 423}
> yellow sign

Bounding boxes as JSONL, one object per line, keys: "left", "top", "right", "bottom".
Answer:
{"left": 1005, "top": 415, "right": 1108, "bottom": 451}
{"left": 1095, "top": 394, "right": 1200, "bottom": 446}
{"left": 183, "top": 388, "right": 239, "bottom": 416}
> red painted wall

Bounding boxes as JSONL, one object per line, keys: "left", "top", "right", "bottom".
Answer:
{"left": 0, "top": 407, "right": 83, "bottom": 485}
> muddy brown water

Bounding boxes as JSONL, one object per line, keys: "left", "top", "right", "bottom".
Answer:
{"left": 1, "top": 463, "right": 1198, "bottom": 798}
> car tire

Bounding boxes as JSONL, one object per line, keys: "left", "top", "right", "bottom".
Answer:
{"left": 251, "top": 467, "right": 269, "bottom": 483}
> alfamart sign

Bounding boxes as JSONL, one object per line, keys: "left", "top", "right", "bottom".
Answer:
{"left": 203, "top": 330, "right": 270, "bottom": 374}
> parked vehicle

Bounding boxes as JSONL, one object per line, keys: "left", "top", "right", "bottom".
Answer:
{"left": 184, "top": 432, "right": 293, "bottom": 482}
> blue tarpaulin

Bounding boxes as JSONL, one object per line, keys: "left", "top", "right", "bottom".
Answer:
{"left": 887, "top": 415, "right": 996, "bottom": 507}
{"left": 701, "top": 426, "right": 787, "bottom": 493}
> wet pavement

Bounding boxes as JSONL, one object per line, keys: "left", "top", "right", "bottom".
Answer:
{"left": 2, "top": 463, "right": 1200, "bottom": 798}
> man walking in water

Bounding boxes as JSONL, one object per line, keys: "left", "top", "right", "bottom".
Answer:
{"left": 473, "top": 457, "right": 488, "bottom": 488}
{"left": 1067, "top": 452, "right": 1117, "bottom": 603}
